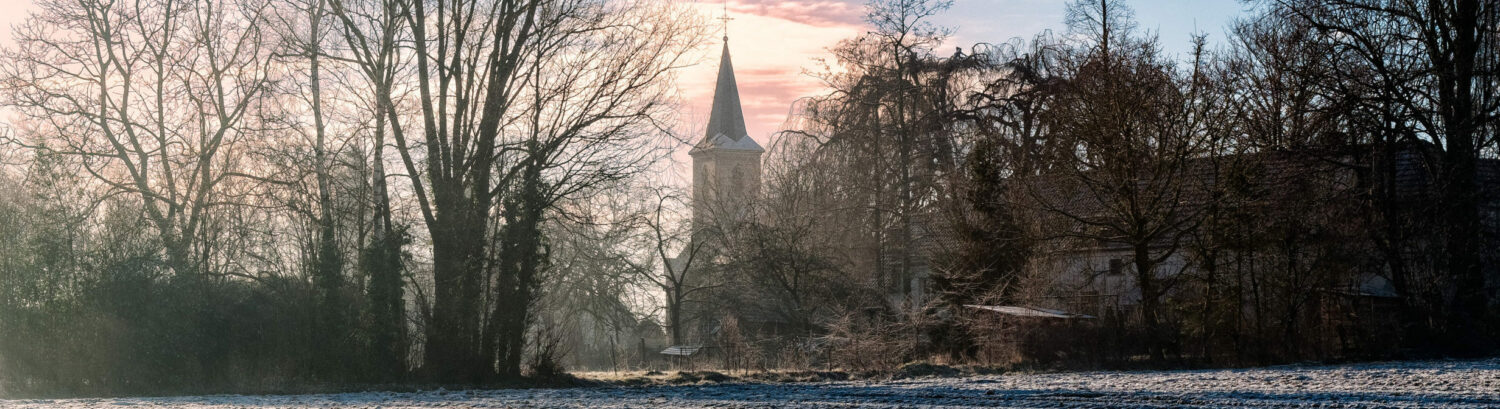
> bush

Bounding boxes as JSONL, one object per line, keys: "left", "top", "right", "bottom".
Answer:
{"left": 0, "top": 257, "right": 374, "bottom": 396}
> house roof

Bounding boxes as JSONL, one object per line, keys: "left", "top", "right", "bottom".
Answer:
{"left": 966, "top": 305, "right": 1097, "bottom": 319}
{"left": 660, "top": 345, "right": 704, "bottom": 356}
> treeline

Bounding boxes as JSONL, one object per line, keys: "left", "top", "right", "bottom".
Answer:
{"left": 0, "top": 0, "right": 703, "bottom": 396}
{"left": 0, "top": 0, "right": 1496, "bottom": 397}
{"left": 702, "top": 0, "right": 1499, "bottom": 370}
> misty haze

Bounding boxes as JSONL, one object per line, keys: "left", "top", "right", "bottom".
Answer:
{"left": 0, "top": 0, "right": 1498, "bottom": 407}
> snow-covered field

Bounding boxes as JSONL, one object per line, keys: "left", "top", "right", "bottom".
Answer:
{"left": 6, "top": 359, "right": 1499, "bottom": 408}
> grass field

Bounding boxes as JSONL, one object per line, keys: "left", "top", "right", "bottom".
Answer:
{"left": 6, "top": 358, "right": 1499, "bottom": 408}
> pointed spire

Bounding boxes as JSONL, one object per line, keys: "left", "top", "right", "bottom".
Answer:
{"left": 692, "top": 19, "right": 762, "bottom": 155}
{"left": 704, "top": 42, "right": 749, "bottom": 143}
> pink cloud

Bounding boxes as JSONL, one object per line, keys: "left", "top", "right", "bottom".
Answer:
{"left": 736, "top": 72, "right": 826, "bottom": 131}
{"left": 727, "top": 0, "right": 866, "bottom": 28}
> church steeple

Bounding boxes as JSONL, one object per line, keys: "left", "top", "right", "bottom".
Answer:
{"left": 693, "top": 40, "right": 763, "bottom": 153}
{"left": 688, "top": 34, "right": 763, "bottom": 229}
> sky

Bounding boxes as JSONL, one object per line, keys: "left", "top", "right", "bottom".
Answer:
{"left": 0, "top": 0, "right": 1256, "bottom": 148}
{"left": 675, "top": 0, "right": 1254, "bottom": 147}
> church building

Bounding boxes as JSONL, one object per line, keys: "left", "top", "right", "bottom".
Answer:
{"left": 663, "top": 36, "right": 766, "bottom": 349}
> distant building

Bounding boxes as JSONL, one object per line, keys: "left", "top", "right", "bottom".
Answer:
{"left": 1025, "top": 145, "right": 1500, "bottom": 326}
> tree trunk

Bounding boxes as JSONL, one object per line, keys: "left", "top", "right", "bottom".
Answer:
{"left": 365, "top": 96, "right": 407, "bottom": 380}
{"left": 668, "top": 295, "right": 683, "bottom": 346}
{"left": 425, "top": 185, "right": 489, "bottom": 381}
{"left": 1437, "top": 0, "right": 1487, "bottom": 356}
{"left": 488, "top": 154, "right": 547, "bottom": 379}
{"left": 1134, "top": 243, "right": 1165, "bottom": 363}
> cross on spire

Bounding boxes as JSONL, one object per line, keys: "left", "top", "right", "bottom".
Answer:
{"left": 717, "top": 1, "right": 733, "bottom": 42}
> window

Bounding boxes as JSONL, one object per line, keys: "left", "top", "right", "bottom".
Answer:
{"left": 1108, "top": 258, "right": 1124, "bottom": 275}
{"left": 730, "top": 165, "right": 746, "bottom": 195}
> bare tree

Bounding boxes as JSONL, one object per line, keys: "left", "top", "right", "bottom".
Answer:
{"left": 323, "top": 0, "right": 700, "bottom": 379}
{"left": 2, "top": 0, "right": 276, "bottom": 276}
{"left": 1025, "top": 0, "right": 1221, "bottom": 361}
{"left": 626, "top": 187, "right": 712, "bottom": 346}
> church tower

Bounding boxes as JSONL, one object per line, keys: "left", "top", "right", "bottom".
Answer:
{"left": 690, "top": 39, "right": 763, "bottom": 227}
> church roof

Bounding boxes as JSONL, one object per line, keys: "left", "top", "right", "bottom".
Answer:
{"left": 692, "top": 41, "right": 764, "bottom": 154}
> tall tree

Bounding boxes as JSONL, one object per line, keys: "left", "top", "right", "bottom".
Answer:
{"left": 269, "top": 0, "right": 351, "bottom": 377}
{"left": 326, "top": 0, "right": 410, "bottom": 378}
{"left": 1278, "top": 0, "right": 1500, "bottom": 354}
{"left": 328, "top": 0, "right": 698, "bottom": 380}
{"left": 790, "top": 0, "right": 968, "bottom": 308}
{"left": 481, "top": 6, "right": 701, "bottom": 374}
{"left": 1027, "top": 0, "right": 1221, "bottom": 361}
